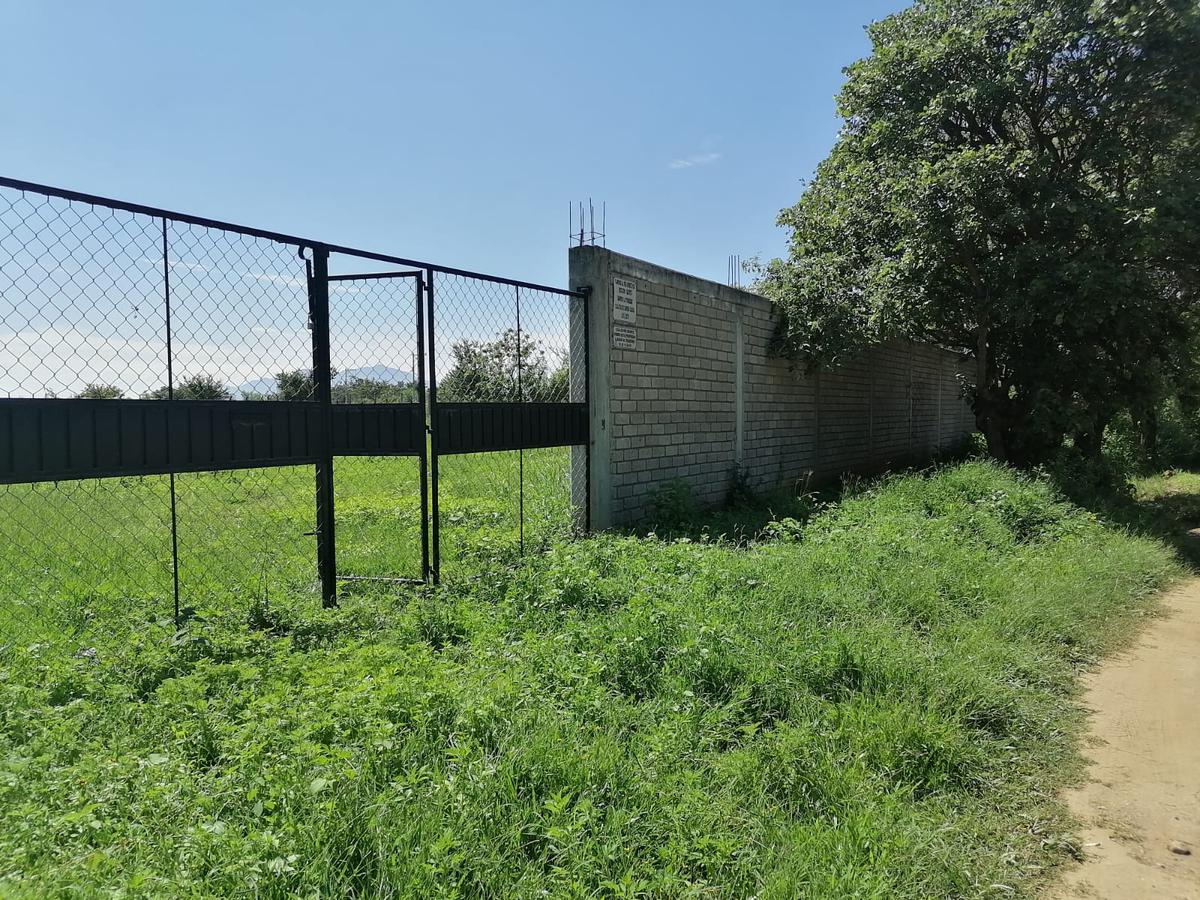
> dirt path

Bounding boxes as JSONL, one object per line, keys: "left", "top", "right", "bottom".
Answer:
{"left": 1048, "top": 579, "right": 1200, "bottom": 899}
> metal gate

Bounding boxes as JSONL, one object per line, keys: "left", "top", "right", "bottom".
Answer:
{"left": 0, "top": 176, "right": 589, "bottom": 626}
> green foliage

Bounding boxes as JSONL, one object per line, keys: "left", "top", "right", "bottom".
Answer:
{"left": 273, "top": 368, "right": 316, "bottom": 401}
{"left": 438, "top": 330, "right": 568, "bottom": 402}
{"left": 761, "top": 0, "right": 1200, "bottom": 464}
{"left": 333, "top": 377, "right": 417, "bottom": 404}
{"left": 76, "top": 384, "right": 124, "bottom": 399}
{"left": 0, "top": 462, "right": 1182, "bottom": 897}
{"left": 142, "top": 374, "right": 232, "bottom": 400}
{"left": 1103, "top": 398, "right": 1200, "bottom": 473}
{"left": 265, "top": 368, "right": 419, "bottom": 404}
{"left": 646, "top": 478, "right": 699, "bottom": 530}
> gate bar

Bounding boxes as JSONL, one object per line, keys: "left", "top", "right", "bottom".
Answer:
{"left": 309, "top": 247, "right": 338, "bottom": 607}
{"left": 328, "top": 270, "right": 423, "bottom": 282}
{"left": 161, "top": 217, "right": 182, "bottom": 627}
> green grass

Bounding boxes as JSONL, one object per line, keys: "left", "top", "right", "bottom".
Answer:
{"left": 0, "top": 448, "right": 572, "bottom": 645}
{"left": 1134, "top": 469, "right": 1200, "bottom": 515}
{"left": 0, "top": 461, "right": 1185, "bottom": 897}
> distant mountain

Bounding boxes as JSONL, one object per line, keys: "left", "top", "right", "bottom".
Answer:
{"left": 235, "top": 366, "right": 414, "bottom": 398}
{"left": 235, "top": 376, "right": 277, "bottom": 398}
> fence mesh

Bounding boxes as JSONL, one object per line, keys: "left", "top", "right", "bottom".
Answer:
{"left": 329, "top": 272, "right": 424, "bottom": 584}
{"left": 0, "top": 179, "right": 588, "bottom": 652}
{"left": 430, "top": 273, "right": 578, "bottom": 577}
{"left": 0, "top": 189, "right": 167, "bottom": 399}
{"left": 166, "top": 222, "right": 313, "bottom": 401}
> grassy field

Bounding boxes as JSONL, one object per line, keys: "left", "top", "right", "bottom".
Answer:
{"left": 0, "top": 460, "right": 1186, "bottom": 897}
{"left": 0, "top": 448, "right": 572, "bottom": 646}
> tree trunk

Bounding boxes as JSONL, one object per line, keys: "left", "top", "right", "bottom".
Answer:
{"left": 1075, "top": 408, "right": 1115, "bottom": 461}
{"left": 1138, "top": 405, "right": 1159, "bottom": 465}
{"left": 973, "top": 323, "right": 1008, "bottom": 461}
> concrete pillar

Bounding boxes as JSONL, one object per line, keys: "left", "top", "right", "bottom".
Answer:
{"left": 568, "top": 246, "right": 614, "bottom": 530}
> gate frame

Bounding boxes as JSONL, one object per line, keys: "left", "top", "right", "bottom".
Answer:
{"left": 421, "top": 270, "right": 591, "bottom": 585}
{"left": 321, "top": 266, "right": 430, "bottom": 593}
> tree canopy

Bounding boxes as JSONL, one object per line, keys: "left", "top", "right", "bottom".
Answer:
{"left": 142, "top": 374, "right": 232, "bottom": 400}
{"left": 76, "top": 384, "right": 124, "bottom": 400}
{"left": 761, "top": 0, "right": 1200, "bottom": 463}
{"left": 438, "top": 330, "right": 569, "bottom": 403}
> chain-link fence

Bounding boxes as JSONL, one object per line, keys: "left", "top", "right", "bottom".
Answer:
{"left": 427, "top": 272, "right": 583, "bottom": 579}
{"left": 0, "top": 176, "right": 589, "bottom": 661}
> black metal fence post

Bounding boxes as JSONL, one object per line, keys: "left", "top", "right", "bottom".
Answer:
{"left": 426, "top": 268, "right": 441, "bottom": 584}
{"left": 416, "top": 274, "right": 431, "bottom": 582}
{"left": 309, "top": 246, "right": 337, "bottom": 607}
{"left": 515, "top": 285, "right": 524, "bottom": 554}
{"left": 161, "top": 218, "right": 182, "bottom": 627}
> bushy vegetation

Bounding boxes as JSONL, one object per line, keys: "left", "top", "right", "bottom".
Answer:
{"left": 761, "top": 0, "right": 1200, "bottom": 465}
{"left": 0, "top": 462, "right": 1180, "bottom": 897}
{"left": 438, "top": 330, "right": 569, "bottom": 403}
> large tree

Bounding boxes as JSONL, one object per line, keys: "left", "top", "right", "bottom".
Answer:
{"left": 761, "top": 0, "right": 1200, "bottom": 463}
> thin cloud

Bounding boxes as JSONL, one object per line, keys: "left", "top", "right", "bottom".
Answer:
{"left": 668, "top": 151, "right": 722, "bottom": 170}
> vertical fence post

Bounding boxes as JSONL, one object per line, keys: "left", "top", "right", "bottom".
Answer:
{"left": 515, "top": 285, "right": 524, "bottom": 555}
{"left": 416, "top": 274, "right": 431, "bottom": 582}
{"left": 161, "top": 218, "right": 182, "bottom": 629}
{"left": 426, "top": 268, "right": 441, "bottom": 584}
{"left": 568, "top": 249, "right": 611, "bottom": 530}
{"left": 309, "top": 246, "right": 337, "bottom": 607}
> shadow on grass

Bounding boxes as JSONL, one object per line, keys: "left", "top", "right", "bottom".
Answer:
{"left": 1049, "top": 468, "right": 1200, "bottom": 573}
{"left": 1118, "top": 494, "right": 1200, "bottom": 572}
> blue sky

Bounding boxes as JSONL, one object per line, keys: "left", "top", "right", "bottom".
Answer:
{"left": 0, "top": 0, "right": 908, "bottom": 290}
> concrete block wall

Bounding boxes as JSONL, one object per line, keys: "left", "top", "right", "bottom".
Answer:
{"left": 569, "top": 247, "right": 975, "bottom": 528}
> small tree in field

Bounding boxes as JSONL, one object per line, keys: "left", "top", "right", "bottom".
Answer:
{"left": 274, "top": 369, "right": 316, "bottom": 401}
{"left": 142, "top": 374, "right": 232, "bottom": 400}
{"left": 761, "top": 0, "right": 1200, "bottom": 463}
{"left": 438, "top": 330, "right": 568, "bottom": 403}
{"left": 76, "top": 384, "right": 124, "bottom": 399}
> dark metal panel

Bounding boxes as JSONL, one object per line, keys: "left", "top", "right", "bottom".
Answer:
{"left": 167, "top": 403, "right": 191, "bottom": 468}
{"left": 329, "top": 404, "right": 423, "bottom": 456}
{"left": 95, "top": 404, "right": 120, "bottom": 469}
{"left": 119, "top": 405, "right": 144, "bottom": 470}
{"left": 0, "top": 398, "right": 324, "bottom": 484}
{"left": 42, "top": 405, "right": 69, "bottom": 473}
{"left": 192, "top": 406, "right": 214, "bottom": 467}
{"left": 67, "top": 407, "right": 92, "bottom": 472}
{"left": 434, "top": 402, "right": 588, "bottom": 454}
{"left": 145, "top": 403, "right": 169, "bottom": 471}
{"left": 0, "top": 404, "right": 11, "bottom": 476}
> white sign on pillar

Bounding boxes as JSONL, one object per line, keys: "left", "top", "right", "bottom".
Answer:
{"left": 613, "top": 324, "right": 637, "bottom": 350}
{"left": 612, "top": 277, "right": 637, "bottom": 324}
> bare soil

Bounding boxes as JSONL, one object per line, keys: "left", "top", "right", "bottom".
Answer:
{"left": 1047, "top": 579, "right": 1200, "bottom": 899}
